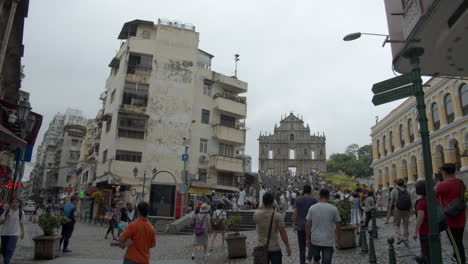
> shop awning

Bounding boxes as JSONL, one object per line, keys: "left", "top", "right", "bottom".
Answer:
{"left": 188, "top": 187, "right": 212, "bottom": 195}
{"left": 213, "top": 185, "right": 239, "bottom": 192}
{"left": 0, "top": 124, "right": 26, "bottom": 149}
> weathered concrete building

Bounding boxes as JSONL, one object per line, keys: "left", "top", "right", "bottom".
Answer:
{"left": 259, "top": 113, "right": 326, "bottom": 177}
{"left": 95, "top": 19, "right": 248, "bottom": 217}
{"left": 372, "top": 77, "right": 468, "bottom": 188}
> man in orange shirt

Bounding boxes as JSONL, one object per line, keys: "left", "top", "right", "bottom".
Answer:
{"left": 119, "top": 202, "right": 156, "bottom": 264}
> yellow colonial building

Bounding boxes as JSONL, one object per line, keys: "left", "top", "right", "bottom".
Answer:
{"left": 372, "top": 77, "right": 468, "bottom": 188}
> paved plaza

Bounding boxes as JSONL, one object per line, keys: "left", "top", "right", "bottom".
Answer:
{"left": 12, "top": 217, "right": 465, "bottom": 264}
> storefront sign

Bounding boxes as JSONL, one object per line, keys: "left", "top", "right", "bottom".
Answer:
{"left": 188, "top": 187, "right": 211, "bottom": 195}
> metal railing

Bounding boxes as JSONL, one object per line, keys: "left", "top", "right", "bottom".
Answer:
{"left": 158, "top": 18, "right": 194, "bottom": 31}
{"left": 213, "top": 92, "right": 246, "bottom": 104}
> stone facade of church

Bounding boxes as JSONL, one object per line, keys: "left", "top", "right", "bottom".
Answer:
{"left": 258, "top": 113, "right": 326, "bottom": 176}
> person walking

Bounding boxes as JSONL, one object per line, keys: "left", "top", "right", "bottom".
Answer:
{"left": 259, "top": 186, "right": 266, "bottom": 209}
{"left": 119, "top": 202, "right": 156, "bottom": 264}
{"left": 45, "top": 197, "right": 55, "bottom": 215}
{"left": 105, "top": 202, "right": 120, "bottom": 240}
{"left": 306, "top": 189, "right": 341, "bottom": 264}
{"left": 279, "top": 191, "right": 288, "bottom": 220}
{"left": 254, "top": 192, "right": 291, "bottom": 264}
{"left": 0, "top": 199, "right": 24, "bottom": 264}
{"left": 388, "top": 179, "right": 412, "bottom": 246}
{"left": 385, "top": 186, "right": 394, "bottom": 224}
{"left": 413, "top": 180, "right": 431, "bottom": 264}
{"left": 60, "top": 196, "right": 78, "bottom": 253}
{"left": 237, "top": 187, "right": 246, "bottom": 210}
{"left": 350, "top": 193, "right": 362, "bottom": 234}
{"left": 364, "top": 191, "right": 376, "bottom": 228}
{"left": 191, "top": 203, "right": 211, "bottom": 260}
{"left": 292, "top": 185, "right": 318, "bottom": 264}
{"left": 210, "top": 203, "right": 227, "bottom": 250}
{"left": 436, "top": 163, "right": 466, "bottom": 264}
{"left": 119, "top": 202, "right": 135, "bottom": 236}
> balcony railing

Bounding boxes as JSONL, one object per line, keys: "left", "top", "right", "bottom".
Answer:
{"left": 214, "top": 94, "right": 247, "bottom": 118}
{"left": 213, "top": 93, "right": 246, "bottom": 104}
{"left": 210, "top": 155, "right": 244, "bottom": 173}
{"left": 213, "top": 125, "right": 246, "bottom": 145}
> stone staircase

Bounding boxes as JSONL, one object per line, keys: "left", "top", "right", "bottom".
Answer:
{"left": 177, "top": 210, "right": 294, "bottom": 235}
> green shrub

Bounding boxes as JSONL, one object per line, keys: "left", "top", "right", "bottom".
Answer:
{"left": 38, "top": 214, "right": 70, "bottom": 236}
{"left": 334, "top": 199, "right": 352, "bottom": 225}
{"left": 226, "top": 215, "right": 242, "bottom": 234}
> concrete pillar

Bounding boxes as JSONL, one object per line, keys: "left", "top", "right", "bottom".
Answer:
{"left": 417, "top": 160, "right": 425, "bottom": 180}
{"left": 452, "top": 85, "right": 463, "bottom": 118}
{"left": 390, "top": 166, "right": 397, "bottom": 186}
{"left": 408, "top": 164, "right": 417, "bottom": 183}
{"left": 462, "top": 141, "right": 468, "bottom": 171}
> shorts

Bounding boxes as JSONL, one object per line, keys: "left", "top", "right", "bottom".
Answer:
{"left": 309, "top": 244, "right": 334, "bottom": 264}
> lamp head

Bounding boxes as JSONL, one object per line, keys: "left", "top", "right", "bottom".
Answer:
{"left": 343, "top": 32, "right": 362, "bottom": 41}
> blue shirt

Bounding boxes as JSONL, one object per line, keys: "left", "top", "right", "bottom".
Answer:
{"left": 63, "top": 203, "right": 75, "bottom": 221}
{"left": 293, "top": 195, "right": 318, "bottom": 230}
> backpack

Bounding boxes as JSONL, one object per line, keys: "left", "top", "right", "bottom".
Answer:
{"left": 396, "top": 188, "right": 411, "bottom": 210}
{"left": 194, "top": 214, "right": 208, "bottom": 236}
{"left": 5, "top": 209, "right": 23, "bottom": 221}
{"left": 212, "top": 210, "right": 224, "bottom": 229}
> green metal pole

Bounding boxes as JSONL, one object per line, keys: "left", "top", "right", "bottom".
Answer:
{"left": 402, "top": 47, "right": 442, "bottom": 264}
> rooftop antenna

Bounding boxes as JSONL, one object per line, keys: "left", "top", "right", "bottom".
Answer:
{"left": 234, "top": 54, "right": 240, "bottom": 78}
{"left": 375, "top": 116, "right": 379, "bottom": 124}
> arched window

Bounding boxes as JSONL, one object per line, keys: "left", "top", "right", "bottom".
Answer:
{"left": 445, "top": 94, "right": 454, "bottom": 124}
{"left": 311, "top": 151, "right": 316, "bottom": 160}
{"left": 268, "top": 150, "right": 273, "bottom": 160}
{"left": 432, "top": 103, "right": 440, "bottom": 130}
{"left": 389, "top": 131, "right": 395, "bottom": 152}
{"left": 290, "top": 134, "right": 294, "bottom": 141}
{"left": 289, "top": 149, "right": 295, "bottom": 160}
{"left": 459, "top": 84, "right": 468, "bottom": 116}
{"left": 408, "top": 119, "right": 414, "bottom": 143}
{"left": 383, "top": 135, "right": 387, "bottom": 156}
{"left": 399, "top": 124, "right": 405, "bottom": 147}
{"left": 376, "top": 140, "right": 381, "bottom": 159}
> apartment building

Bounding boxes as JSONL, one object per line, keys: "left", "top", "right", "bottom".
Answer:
{"left": 96, "top": 19, "right": 248, "bottom": 217}
{"left": 372, "top": 77, "right": 468, "bottom": 188}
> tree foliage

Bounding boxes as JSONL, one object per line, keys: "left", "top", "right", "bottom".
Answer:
{"left": 327, "top": 144, "right": 373, "bottom": 177}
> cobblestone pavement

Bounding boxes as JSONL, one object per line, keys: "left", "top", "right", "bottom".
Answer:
{"left": 12, "top": 216, "right": 466, "bottom": 263}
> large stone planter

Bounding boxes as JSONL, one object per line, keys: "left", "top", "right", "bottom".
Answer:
{"left": 338, "top": 225, "right": 356, "bottom": 249}
{"left": 225, "top": 233, "right": 247, "bottom": 258}
{"left": 33, "top": 235, "right": 62, "bottom": 259}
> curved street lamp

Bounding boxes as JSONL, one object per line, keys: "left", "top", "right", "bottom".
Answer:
{"left": 343, "top": 32, "right": 419, "bottom": 47}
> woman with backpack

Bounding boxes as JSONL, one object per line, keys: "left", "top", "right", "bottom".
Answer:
{"left": 191, "top": 203, "right": 211, "bottom": 260}
{"left": 210, "top": 203, "right": 227, "bottom": 250}
{"left": 104, "top": 202, "right": 119, "bottom": 240}
{"left": 364, "top": 191, "right": 376, "bottom": 228}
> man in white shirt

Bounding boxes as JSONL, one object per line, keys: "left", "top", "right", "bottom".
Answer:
{"left": 0, "top": 199, "right": 24, "bottom": 264}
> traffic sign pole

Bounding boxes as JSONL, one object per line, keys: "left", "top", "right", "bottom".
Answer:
{"left": 403, "top": 47, "right": 442, "bottom": 264}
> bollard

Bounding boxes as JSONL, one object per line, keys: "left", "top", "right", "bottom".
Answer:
{"left": 371, "top": 209, "right": 378, "bottom": 238}
{"left": 388, "top": 237, "right": 396, "bottom": 264}
{"left": 368, "top": 230, "right": 377, "bottom": 263}
{"left": 361, "top": 223, "right": 368, "bottom": 253}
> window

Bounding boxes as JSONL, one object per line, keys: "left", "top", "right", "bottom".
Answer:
{"left": 71, "top": 139, "right": 80, "bottom": 146}
{"left": 268, "top": 150, "right": 273, "bottom": 160}
{"left": 118, "top": 116, "right": 146, "bottom": 139}
{"left": 69, "top": 151, "right": 80, "bottom": 160}
{"left": 460, "top": 84, "right": 468, "bottom": 116}
{"left": 116, "top": 150, "right": 142, "bottom": 162}
{"left": 127, "top": 54, "right": 152, "bottom": 74}
{"left": 290, "top": 134, "right": 294, "bottom": 141}
{"left": 218, "top": 172, "right": 234, "bottom": 186}
{"left": 123, "top": 82, "right": 149, "bottom": 107}
{"left": 102, "top": 150, "right": 108, "bottom": 163}
{"left": 110, "top": 90, "right": 116, "bottom": 104}
{"left": 304, "top": 149, "right": 308, "bottom": 155}
{"left": 198, "top": 169, "right": 207, "bottom": 182}
{"left": 289, "top": 149, "right": 295, "bottom": 160}
{"left": 219, "top": 143, "right": 234, "bottom": 157}
{"left": 203, "top": 85, "right": 212, "bottom": 96}
{"left": 376, "top": 140, "right": 381, "bottom": 159}
{"left": 142, "top": 30, "right": 151, "bottom": 39}
{"left": 199, "top": 138, "right": 208, "bottom": 153}
{"left": 220, "top": 115, "right": 236, "bottom": 128}
{"left": 399, "top": 124, "right": 405, "bottom": 147}
{"left": 389, "top": 131, "right": 395, "bottom": 152}
{"left": 445, "top": 94, "right": 455, "bottom": 124}
{"left": 201, "top": 109, "right": 210, "bottom": 124}
{"left": 383, "top": 135, "right": 387, "bottom": 156}
{"left": 408, "top": 119, "right": 414, "bottom": 143}
{"left": 106, "top": 118, "right": 112, "bottom": 133}
{"left": 432, "top": 103, "right": 440, "bottom": 130}
{"left": 311, "top": 151, "right": 316, "bottom": 160}
{"left": 82, "top": 170, "right": 89, "bottom": 185}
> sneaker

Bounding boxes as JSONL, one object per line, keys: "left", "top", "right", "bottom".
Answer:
{"left": 63, "top": 248, "right": 72, "bottom": 253}
{"left": 191, "top": 253, "right": 195, "bottom": 260}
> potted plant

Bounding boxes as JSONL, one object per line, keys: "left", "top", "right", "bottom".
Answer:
{"left": 334, "top": 199, "right": 356, "bottom": 249}
{"left": 32, "top": 214, "right": 70, "bottom": 259}
{"left": 225, "top": 215, "right": 247, "bottom": 258}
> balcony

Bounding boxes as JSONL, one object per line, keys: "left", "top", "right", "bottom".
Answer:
{"left": 119, "top": 104, "right": 147, "bottom": 115}
{"left": 210, "top": 155, "right": 244, "bottom": 173}
{"left": 213, "top": 72, "right": 247, "bottom": 93}
{"left": 214, "top": 93, "right": 247, "bottom": 118}
{"left": 213, "top": 125, "right": 246, "bottom": 145}
{"left": 126, "top": 67, "right": 151, "bottom": 84}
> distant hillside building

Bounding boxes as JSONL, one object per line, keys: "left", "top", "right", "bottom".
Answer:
{"left": 258, "top": 113, "right": 326, "bottom": 176}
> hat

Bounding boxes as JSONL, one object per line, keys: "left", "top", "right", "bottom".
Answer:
{"left": 200, "top": 203, "right": 210, "bottom": 213}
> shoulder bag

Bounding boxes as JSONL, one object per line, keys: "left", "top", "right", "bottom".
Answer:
{"left": 252, "top": 211, "right": 275, "bottom": 264}
{"left": 444, "top": 179, "right": 466, "bottom": 218}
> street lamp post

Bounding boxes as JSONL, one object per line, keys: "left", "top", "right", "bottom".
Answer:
{"left": 133, "top": 167, "right": 147, "bottom": 202}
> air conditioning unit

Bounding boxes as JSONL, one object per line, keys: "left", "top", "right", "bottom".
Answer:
{"left": 191, "top": 174, "right": 199, "bottom": 180}
{"left": 199, "top": 155, "right": 208, "bottom": 163}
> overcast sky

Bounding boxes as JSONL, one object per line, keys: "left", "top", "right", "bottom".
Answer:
{"left": 21, "top": 0, "right": 407, "bottom": 176}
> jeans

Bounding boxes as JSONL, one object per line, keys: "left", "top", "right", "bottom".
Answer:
{"left": 297, "top": 230, "right": 312, "bottom": 264}
{"left": 268, "top": 250, "right": 283, "bottom": 264}
{"left": 123, "top": 258, "right": 142, "bottom": 264}
{"left": 309, "top": 244, "right": 334, "bottom": 264}
{"left": 447, "top": 227, "right": 465, "bottom": 264}
{"left": 1, "top": 235, "right": 19, "bottom": 264}
{"left": 419, "top": 235, "right": 430, "bottom": 263}
{"left": 60, "top": 221, "right": 75, "bottom": 250}
{"left": 365, "top": 210, "right": 373, "bottom": 228}
{"left": 393, "top": 209, "right": 410, "bottom": 240}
